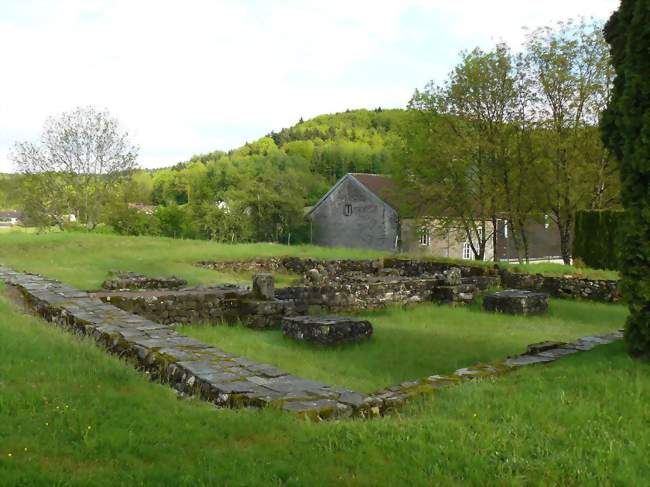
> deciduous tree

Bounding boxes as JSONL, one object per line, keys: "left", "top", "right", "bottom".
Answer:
{"left": 11, "top": 107, "right": 138, "bottom": 228}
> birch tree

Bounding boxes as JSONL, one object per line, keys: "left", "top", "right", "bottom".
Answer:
{"left": 11, "top": 107, "right": 138, "bottom": 228}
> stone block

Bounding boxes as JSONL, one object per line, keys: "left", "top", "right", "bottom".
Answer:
{"left": 252, "top": 273, "right": 275, "bottom": 300}
{"left": 281, "top": 315, "right": 373, "bottom": 346}
{"left": 305, "top": 268, "right": 321, "bottom": 285}
{"left": 482, "top": 289, "right": 548, "bottom": 315}
{"left": 443, "top": 267, "right": 462, "bottom": 286}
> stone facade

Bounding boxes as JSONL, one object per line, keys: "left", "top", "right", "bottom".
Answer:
{"left": 400, "top": 218, "right": 497, "bottom": 261}
{"left": 282, "top": 316, "right": 373, "bottom": 346}
{"left": 306, "top": 173, "right": 562, "bottom": 262}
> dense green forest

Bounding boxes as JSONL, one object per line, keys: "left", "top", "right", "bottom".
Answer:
{"left": 154, "top": 108, "right": 405, "bottom": 206}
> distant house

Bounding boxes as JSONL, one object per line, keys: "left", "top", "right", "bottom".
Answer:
{"left": 306, "top": 173, "right": 562, "bottom": 261}
{"left": 128, "top": 203, "right": 156, "bottom": 215}
{"left": 0, "top": 211, "right": 22, "bottom": 227}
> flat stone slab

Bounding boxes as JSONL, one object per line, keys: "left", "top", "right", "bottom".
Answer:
{"left": 483, "top": 289, "right": 548, "bottom": 315}
{"left": 281, "top": 315, "right": 373, "bottom": 346}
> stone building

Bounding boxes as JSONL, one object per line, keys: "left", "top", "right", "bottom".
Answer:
{"left": 306, "top": 173, "right": 400, "bottom": 251}
{"left": 306, "top": 173, "right": 562, "bottom": 261}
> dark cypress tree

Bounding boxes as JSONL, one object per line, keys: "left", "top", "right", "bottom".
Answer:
{"left": 602, "top": 0, "right": 650, "bottom": 358}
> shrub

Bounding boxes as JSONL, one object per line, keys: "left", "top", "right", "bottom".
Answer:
{"left": 107, "top": 205, "right": 160, "bottom": 236}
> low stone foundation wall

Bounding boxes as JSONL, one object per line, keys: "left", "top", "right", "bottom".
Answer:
{"left": 102, "top": 271, "right": 187, "bottom": 291}
{"left": 93, "top": 276, "right": 475, "bottom": 329}
{"left": 198, "top": 257, "right": 496, "bottom": 282}
{"left": 93, "top": 286, "right": 306, "bottom": 329}
{"left": 500, "top": 270, "right": 621, "bottom": 303}
{"left": 277, "top": 278, "right": 475, "bottom": 313}
{"left": 198, "top": 257, "right": 621, "bottom": 303}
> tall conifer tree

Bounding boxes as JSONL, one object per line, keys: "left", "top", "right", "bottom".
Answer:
{"left": 602, "top": 0, "right": 650, "bottom": 358}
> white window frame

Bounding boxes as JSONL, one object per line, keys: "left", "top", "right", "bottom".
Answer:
{"left": 503, "top": 220, "right": 508, "bottom": 238}
{"left": 462, "top": 242, "right": 472, "bottom": 260}
{"left": 419, "top": 228, "right": 431, "bottom": 247}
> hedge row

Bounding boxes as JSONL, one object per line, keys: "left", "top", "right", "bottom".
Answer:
{"left": 572, "top": 210, "right": 624, "bottom": 271}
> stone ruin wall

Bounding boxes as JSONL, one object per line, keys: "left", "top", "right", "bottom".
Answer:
{"left": 498, "top": 270, "right": 621, "bottom": 303}
{"left": 94, "top": 276, "right": 476, "bottom": 329}
{"left": 198, "top": 257, "right": 621, "bottom": 303}
{"left": 92, "top": 257, "right": 621, "bottom": 330}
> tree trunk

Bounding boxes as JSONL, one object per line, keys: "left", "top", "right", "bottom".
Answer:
{"left": 557, "top": 218, "right": 573, "bottom": 265}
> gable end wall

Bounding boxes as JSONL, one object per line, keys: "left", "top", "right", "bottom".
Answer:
{"left": 309, "top": 176, "right": 399, "bottom": 251}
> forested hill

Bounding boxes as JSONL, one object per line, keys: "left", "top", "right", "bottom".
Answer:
{"left": 187, "top": 108, "right": 407, "bottom": 182}
{"left": 149, "top": 108, "right": 407, "bottom": 208}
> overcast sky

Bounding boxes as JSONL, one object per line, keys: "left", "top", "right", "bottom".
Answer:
{"left": 0, "top": 0, "right": 620, "bottom": 172}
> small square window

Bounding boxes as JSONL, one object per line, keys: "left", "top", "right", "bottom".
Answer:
{"left": 344, "top": 204, "right": 352, "bottom": 216}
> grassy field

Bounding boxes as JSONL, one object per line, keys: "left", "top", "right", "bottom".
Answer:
{"left": 1, "top": 287, "right": 648, "bottom": 485}
{"left": 0, "top": 232, "right": 386, "bottom": 289}
{"left": 181, "top": 300, "right": 626, "bottom": 392}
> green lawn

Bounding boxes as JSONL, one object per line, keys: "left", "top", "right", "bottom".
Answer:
{"left": 180, "top": 300, "right": 626, "bottom": 392}
{"left": 1, "top": 287, "right": 648, "bottom": 485}
{"left": 0, "top": 232, "right": 386, "bottom": 290}
{"left": 0, "top": 232, "right": 618, "bottom": 290}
